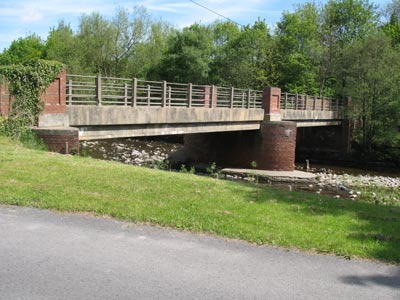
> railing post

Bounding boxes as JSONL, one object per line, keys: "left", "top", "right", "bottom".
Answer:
{"left": 211, "top": 85, "right": 217, "bottom": 108}
{"left": 124, "top": 83, "right": 128, "bottom": 106}
{"left": 305, "top": 95, "right": 308, "bottom": 110}
{"left": 95, "top": 74, "right": 102, "bottom": 106}
{"left": 313, "top": 96, "right": 316, "bottom": 110}
{"left": 168, "top": 86, "right": 172, "bottom": 106}
{"left": 147, "top": 84, "right": 151, "bottom": 106}
{"left": 162, "top": 81, "right": 167, "bottom": 107}
{"left": 321, "top": 97, "right": 325, "bottom": 111}
{"left": 336, "top": 98, "right": 339, "bottom": 111}
{"left": 284, "top": 92, "right": 288, "bottom": 109}
{"left": 67, "top": 79, "right": 72, "bottom": 105}
{"left": 131, "top": 77, "right": 137, "bottom": 107}
{"left": 295, "top": 94, "right": 298, "bottom": 110}
{"left": 230, "top": 87, "right": 234, "bottom": 108}
{"left": 241, "top": 92, "right": 245, "bottom": 108}
{"left": 247, "top": 89, "right": 251, "bottom": 109}
{"left": 187, "top": 83, "right": 192, "bottom": 108}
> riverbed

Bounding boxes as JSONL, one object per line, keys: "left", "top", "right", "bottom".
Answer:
{"left": 80, "top": 137, "right": 400, "bottom": 200}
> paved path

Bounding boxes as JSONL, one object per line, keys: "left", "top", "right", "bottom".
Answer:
{"left": 0, "top": 205, "right": 398, "bottom": 300}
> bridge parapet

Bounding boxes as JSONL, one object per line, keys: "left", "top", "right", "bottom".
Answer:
{"left": 66, "top": 74, "right": 264, "bottom": 109}
{"left": 280, "top": 92, "right": 343, "bottom": 112}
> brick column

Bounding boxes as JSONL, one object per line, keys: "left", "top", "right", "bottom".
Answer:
{"left": 204, "top": 86, "right": 210, "bottom": 108}
{"left": 262, "top": 87, "right": 282, "bottom": 121}
{"left": 254, "top": 121, "right": 297, "bottom": 171}
{"left": 38, "top": 69, "right": 69, "bottom": 127}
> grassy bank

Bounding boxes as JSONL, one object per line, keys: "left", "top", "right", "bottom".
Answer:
{"left": 0, "top": 136, "right": 399, "bottom": 263}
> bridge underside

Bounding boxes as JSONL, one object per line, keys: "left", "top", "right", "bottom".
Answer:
{"left": 76, "top": 122, "right": 262, "bottom": 140}
{"left": 281, "top": 109, "right": 343, "bottom": 127}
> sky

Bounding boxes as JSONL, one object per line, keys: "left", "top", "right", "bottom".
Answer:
{"left": 0, "top": 0, "right": 392, "bottom": 51}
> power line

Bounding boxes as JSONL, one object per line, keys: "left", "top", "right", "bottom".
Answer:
{"left": 189, "top": 0, "right": 243, "bottom": 27}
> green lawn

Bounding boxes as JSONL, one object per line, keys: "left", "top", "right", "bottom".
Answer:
{"left": 0, "top": 136, "right": 399, "bottom": 263}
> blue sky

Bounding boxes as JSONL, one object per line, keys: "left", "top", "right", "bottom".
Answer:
{"left": 0, "top": 0, "right": 392, "bottom": 51}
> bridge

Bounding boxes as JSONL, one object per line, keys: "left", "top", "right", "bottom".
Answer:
{"left": 0, "top": 71, "right": 349, "bottom": 171}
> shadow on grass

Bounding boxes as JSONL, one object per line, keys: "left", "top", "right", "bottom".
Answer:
{"left": 248, "top": 184, "right": 400, "bottom": 263}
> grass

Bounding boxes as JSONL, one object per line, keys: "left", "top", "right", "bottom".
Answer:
{"left": 0, "top": 136, "right": 399, "bottom": 263}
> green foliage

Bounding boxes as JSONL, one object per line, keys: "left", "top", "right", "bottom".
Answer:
{"left": 153, "top": 159, "right": 171, "bottom": 171}
{"left": 382, "top": 0, "right": 400, "bottom": 45}
{"left": 212, "top": 20, "right": 275, "bottom": 89}
{"left": 45, "top": 21, "right": 82, "bottom": 74}
{"left": 250, "top": 161, "right": 257, "bottom": 169}
{"left": 0, "top": 34, "right": 45, "bottom": 65}
{"left": 180, "top": 164, "right": 196, "bottom": 174}
{"left": 0, "top": 116, "right": 6, "bottom": 135}
{"left": 206, "top": 162, "right": 223, "bottom": 178}
{"left": 206, "top": 162, "right": 217, "bottom": 176}
{"left": 340, "top": 31, "right": 400, "bottom": 154}
{"left": 322, "top": 0, "right": 378, "bottom": 46}
{"left": 152, "top": 23, "right": 213, "bottom": 84}
{"left": 44, "top": 6, "right": 172, "bottom": 77}
{"left": 130, "top": 21, "right": 176, "bottom": 79}
{"left": 275, "top": 3, "right": 321, "bottom": 94}
{"left": 0, "top": 59, "right": 64, "bottom": 139}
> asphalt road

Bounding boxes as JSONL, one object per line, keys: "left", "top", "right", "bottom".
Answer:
{"left": 0, "top": 205, "right": 399, "bottom": 300}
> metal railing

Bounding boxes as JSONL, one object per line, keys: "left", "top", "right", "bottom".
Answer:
{"left": 66, "top": 74, "right": 344, "bottom": 112}
{"left": 280, "top": 92, "right": 343, "bottom": 111}
{"left": 66, "top": 74, "right": 264, "bottom": 109}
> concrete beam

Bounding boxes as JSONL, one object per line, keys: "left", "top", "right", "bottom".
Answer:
{"left": 67, "top": 106, "right": 265, "bottom": 126}
{"left": 281, "top": 109, "right": 343, "bottom": 121}
{"left": 76, "top": 121, "right": 262, "bottom": 140}
{"left": 296, "top": 121, "right": 342, "bottom": 127}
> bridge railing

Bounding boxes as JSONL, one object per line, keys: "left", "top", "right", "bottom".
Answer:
{"left": 280, "top": 92, "right": 343, "bottom": 111}
{"left": 66, "top": 74, "right": 264, "bottom": 109}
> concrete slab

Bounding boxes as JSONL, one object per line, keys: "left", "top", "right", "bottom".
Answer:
{"left": 222, "top": 168, "right": 317, "bottom": 183}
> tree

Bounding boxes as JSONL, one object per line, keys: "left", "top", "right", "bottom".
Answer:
{"left": 126, "top": 20, "right": 175, "bottom": 78}
{"left": 209, "top": 20, "right": 274, "bottom": 90}
{"left": 321, "top": 0, "right": 379, "bottom": 96}
{"left": 45, "top": 21, "right": 82, "bottom": 73}
{"left": 77, "top": 12, "right": 115, "bottom": 76}
{"left": 382, "top": 0, "right": 400, "bottom": 45}
{"left": 152, "top": 24, "right": 213, "bottom": 84}
{"left": 208, "top": 21, "right": 241, "bottom": 84}
{"left": 109, "top": 6, "right": 151, "bottom": 76}
{"left": 274, "top": 3, "right": 321, "bottom": 94}
{"left": 340, "top": 31, "right": 400, "bottom": 154}
{"left": 0, "top": 34, "right": 45, "bottom": 65}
